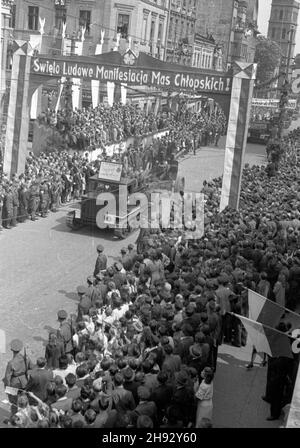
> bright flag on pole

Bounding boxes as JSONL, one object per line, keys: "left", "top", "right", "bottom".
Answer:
{"left": 247, "top": 289, "right": 300, "bottom": 330}
{"left": 236, "top": 314, "right": 294, "bottom": 359}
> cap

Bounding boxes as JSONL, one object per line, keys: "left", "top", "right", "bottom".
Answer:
{"left": 10, "top": 339, "right": 23, "bottom": 352}
{"left": 57, "top": 310, "right": 68, "bottom": 320}
{"left": 77, "top": 285, "right": 88, "bottom": 295}
{"left": 114, "top": 262, "right": 123, "bottom": 271}
{"left": 97, "top": 244, "right": 104, "bottom": 252}
{"left": 87, "top": 276, "right": 95, "bottom": 284}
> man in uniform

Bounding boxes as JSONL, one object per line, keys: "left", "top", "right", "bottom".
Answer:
{"left": 11, "top": 182, "right": 19, "bottom": 227}
{"left": 76, "top": 285, "right": 92, "bottom": 322}
{"left": 3, "top": 339, "right": 34, "bottom": 414}
{"left": 3, "top": 184, "right": 13, "bottom": 229}
{"left": 0, "top": 184, "right": 4, "bottom": 231}
{"left": 28, "top": 181, "right": 40, "bottom": 221}
{"left": 18, "top": 182, "right": 29, "bottom": 223}
{"left": 93, "top": 244, "right": 107, "bottom": 277}
{"left": 57, "top": 310, "right": 74, "bottom": 355}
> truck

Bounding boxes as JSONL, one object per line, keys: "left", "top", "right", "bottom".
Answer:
{"left": 66, "top": 159, "right": 184, "bottom": 239}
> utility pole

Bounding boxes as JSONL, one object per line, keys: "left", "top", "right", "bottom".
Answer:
{"left": 286, "top": 25, "right": 295, "bottom": 81}
{"left": 277, "top": 25, "right": 295, "bottom": 138}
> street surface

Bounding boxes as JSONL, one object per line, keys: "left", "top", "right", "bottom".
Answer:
{"left": 0, "top": 140, "right": 281, "bottom": 427}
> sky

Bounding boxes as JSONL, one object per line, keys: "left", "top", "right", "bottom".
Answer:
{"left": 257, "top": 0, "right": 300, "bottom": 55}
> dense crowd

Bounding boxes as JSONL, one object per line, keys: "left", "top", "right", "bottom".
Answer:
{"left": 38, "top": 103, "right": 227, "bottom": 151}
{"left": 0, "top": 105, "right": 226, "bottom": 229}
{"left": 3, "top": 124, "right": 300, "bottom": 428}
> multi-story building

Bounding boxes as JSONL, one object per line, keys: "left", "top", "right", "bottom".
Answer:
{"left": 195, "top": 0, "right": 259, "bottom": 68}
{"left": 165, "top": 0, "right": 197, "bottom": 65}
{"left": 267, "top": 0, "right": 299, "bottom": 73}
{"left": 8, "top": 0, "right": 170, "bottom": 59}
{"left": 192, "top": 33, "right": 223, "bottom": 71}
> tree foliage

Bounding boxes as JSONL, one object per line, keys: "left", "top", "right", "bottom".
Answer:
{"left": 254, "top": 36, "right": 282, "bottom": 84}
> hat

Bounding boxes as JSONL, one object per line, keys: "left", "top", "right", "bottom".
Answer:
{"left": 121, "top": 247, "right": 127, "bottom": 253}
{"left": 190, "top": 344, "right": 202, "bottom": 358}
{"left": 57, "top": 310, "right": 68, "bottom": 320}
{"left": 87, "top": 276, "right": 95, "bottom": 284}
{"left": 77, "top": 285, "right": 88, "bottom": 295}
{"left": 10, "top": 339, "right": 23, "bottom": 352}
{"left": 97, "top": 244, "right": 104, "bottom": 252}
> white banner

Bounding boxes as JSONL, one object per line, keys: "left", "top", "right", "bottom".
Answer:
{"left": 121, "top": 83, "right": 127, "bottom": 105}
{"left": 30, "top": 33, "right": 43, "bottom": 119}
{"left": 72, "top": 33, "right": 84, "bottom": 110}
{"left": 107, "top": 81, "right": 115, "bottom": 107}
{"left": 91, "top": 43, "right": 103, "bottom": 108}
{"left": 252, "top": 98, "right": 297, "bottom": 110}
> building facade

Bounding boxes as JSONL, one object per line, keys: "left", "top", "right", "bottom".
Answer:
{"left": 8, "top": 0, "right": 170, "bottom": 59}
{"left": 195, "top": 0, "right": 259, "bottom": 68}
{"left": 165, "top": 0, "right": 197, "bottom": 65}
{"left": 192, "top": 33, "right": 223, "bottom": 71}
{"left": 267, "top": 0, "right": 299, "bottom": 72}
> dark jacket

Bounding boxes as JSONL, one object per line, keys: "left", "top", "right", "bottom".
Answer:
{"left": 26, "top": 367, "right": 54, "bottom": 401}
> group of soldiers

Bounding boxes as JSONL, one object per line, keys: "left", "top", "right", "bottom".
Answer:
{"left": 0, "top": 176, "right": 62, "bottom": 230}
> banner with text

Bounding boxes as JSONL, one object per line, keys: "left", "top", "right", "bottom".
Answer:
{"left": 31, "top": 57, "right": 232, "bottom": 94}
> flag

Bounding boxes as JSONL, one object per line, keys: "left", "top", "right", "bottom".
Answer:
{"left": 247, "top": 289, "right": 300, "bottom": 330}
{"left": 237, "top": 314, "right": 294, "bottom": 359}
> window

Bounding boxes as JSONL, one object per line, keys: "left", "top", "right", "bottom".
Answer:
{"left": 79, "top": 10, "right": 91, "bottom": 34}
{"left": 150, "top": 19, "right": 156, "bottom": 41}
{"left": 158, "top": 21, "right": 163, "bottom": 42}
{"left": 279, "top": 10, "right": 283, "bottom": 20}
{"left": 271, "top": 27, "right": 276, "bottom": 39}
{"left": 282, "top": 28, "right": 286, "bottom": 39}
{"left": 55, "top": 6, "right": 66, "bottom": 32}
{"left": 9, "top": 4, "right": 16, "bottom": 28}
{"left": 28, "top": 6, "right": 39, "bottom": 31}
{"left": 142, "top": 16, "right": 148, "bottom": 42}
{"left": 117, "top": 13, "right": 130, "bottom": 38}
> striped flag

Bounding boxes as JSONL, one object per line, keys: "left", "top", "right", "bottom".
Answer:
{"left": 236, "top": 314, "right": 294, "bottom": 359}
{"left": 220, "top": 61, "right": 257, "bottom": 211}
{"left": 247, "top": 289, "right": 300, "bottom": 331}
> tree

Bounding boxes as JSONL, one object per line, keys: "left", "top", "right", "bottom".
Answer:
{"left": 254, "top": 36, "right": 282, "bottom": 85}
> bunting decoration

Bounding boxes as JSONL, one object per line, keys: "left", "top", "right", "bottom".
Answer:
{"left": 91, "top": 30, "right": 105, "bottom": 108}
{"left": 72, "top": 26, "right": 85, "bottom": 110}
{"left": 107, "top": 32, "right": 121, "bottom": 107}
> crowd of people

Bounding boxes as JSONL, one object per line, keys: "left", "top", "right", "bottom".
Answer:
{"left": 37, "top": 103, "right": 226, "bottom": 152}
{"left": 3, "top": 122, "right": 300, "bottom": 428}
{"left": 0, "top": 105, "right": 226, "bottom": 229}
